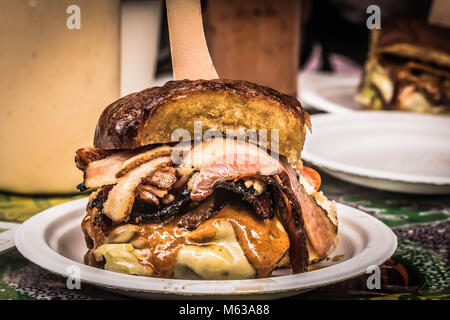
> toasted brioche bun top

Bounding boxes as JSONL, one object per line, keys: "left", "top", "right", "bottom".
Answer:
{"left": 94, "top": 79, "right": 311, "bottom": 165}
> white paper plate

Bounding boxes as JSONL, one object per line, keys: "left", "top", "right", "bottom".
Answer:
{"left": 15, "top": 198, "right": 397, "bottom": 299}
{"left": 299, "top": 72, "right": 361, "bottom": 113}
{"left": 303, "top": 112, "right": 450, "bottom": 194}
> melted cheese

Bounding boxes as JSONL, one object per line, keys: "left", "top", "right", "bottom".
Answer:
{"left": 88, "top": 200, "right": 290, "bottom": 279}
{"left": 174, "top": 220, "right": 255, "bottom": 280}
{"left": 95, "top": 243, "right": 153, "bottom": 276}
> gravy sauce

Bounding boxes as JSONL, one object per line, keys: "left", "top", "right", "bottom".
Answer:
{"left": 88, "top": 200, "right": 290, "bottom": 278}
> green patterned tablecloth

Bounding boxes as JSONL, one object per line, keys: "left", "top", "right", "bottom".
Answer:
{"left": 0, "top": 171, "right": 449, "bottom": 300}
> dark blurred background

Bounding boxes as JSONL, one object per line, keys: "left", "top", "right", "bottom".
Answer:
{"left": 155, "top": 0, "right": 433, "bottom": 77}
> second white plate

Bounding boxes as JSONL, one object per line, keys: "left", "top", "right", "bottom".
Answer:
{"left": 303, "top": 112, "right": 450, "bottom": 194}
{"left": 299, "top": 72, "right": 361, "bottom": 113}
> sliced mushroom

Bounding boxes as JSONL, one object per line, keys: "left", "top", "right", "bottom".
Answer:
{"left": 137, "top": 189, "right": 160, "bottom": 206}
{"left": 139, "top": 184, "right": 168, "bottom": 198}
{"left": 161, "top": 194, "right": 175, "bottom": 204}
{"left": 145, "top": 169, "right": 178, "bottom": 190}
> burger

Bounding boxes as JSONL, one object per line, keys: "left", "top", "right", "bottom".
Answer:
{"left": 75, "top": 79, "right": 338, "bottom": 280}
{"left": 356, "top": 18, "right": 450, "bottom": 114}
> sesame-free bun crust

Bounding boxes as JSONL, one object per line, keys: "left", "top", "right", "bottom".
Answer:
{"left": 94, "top": 79, "right": 311, "bottom": 165}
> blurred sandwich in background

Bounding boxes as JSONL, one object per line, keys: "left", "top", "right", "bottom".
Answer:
{"left": 356, "top": 18, "right": 450, "bottom": 114}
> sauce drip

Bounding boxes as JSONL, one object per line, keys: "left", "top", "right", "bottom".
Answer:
{"left": 215, "top": 202, "right": 289, "bottom": 278}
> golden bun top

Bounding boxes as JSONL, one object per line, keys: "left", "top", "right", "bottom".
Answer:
{"left": 94, "top": 79, "right": 311, "bottom": 165}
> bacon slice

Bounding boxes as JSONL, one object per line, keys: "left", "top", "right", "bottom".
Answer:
{"left": 297, "top": 187, "right": 337, "bottom": 257}
{"left": 76, "top": 145, "right": 172, "bottom": 190}
{"left": 179, "top": 138, "right": 282, "bottom": 201}
{"left": 102, "top": 156, "right": 172, "bottom": 222}
{"left": 273, "top": 187, "right": 308, "bottom": 273}
{"left": 82, "top": 150, "right": 136, "bottom": 189}
{"left": 115, "top": 146, "right": 173, "bottom": 178}
{"left": 75, "top": 147, "right": 115, "bottom": 171}
{"left": 278, "top": 159, "right": 337, "bottom": 258}
{"left": 178, "top": 138, "right": 281, "bottom": 177}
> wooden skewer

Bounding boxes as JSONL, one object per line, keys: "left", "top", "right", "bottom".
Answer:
{"left": 166, "top": 0, "right": 219, "bottom": 80}
{"left": 428, "top": 0, "right": 450, "bottom": 28}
